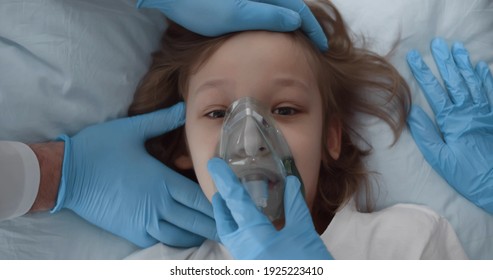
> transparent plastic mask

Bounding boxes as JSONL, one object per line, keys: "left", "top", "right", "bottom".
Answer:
{"left": 216, "top": 97, "right": 304, "bottom": 228}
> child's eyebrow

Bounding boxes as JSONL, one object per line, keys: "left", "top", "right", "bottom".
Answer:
{"left": 193, "top": 78, "right": 233, "bottom": 96}
{"left": 272, "top": 77, "right": 310, "bottom": 92}
{"left": 192, "top": 76, "right": 311, "bottom": 98}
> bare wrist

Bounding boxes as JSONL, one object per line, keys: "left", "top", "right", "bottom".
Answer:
{"left": 28, "top": 142, "right": 64, "bottom": 212}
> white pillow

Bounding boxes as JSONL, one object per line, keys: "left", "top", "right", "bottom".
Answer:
{"left": 0, "top": 0, "right": 491, "bottom": 259}
{"left": 0, "top": 0, "right": 166, "bottom": 142}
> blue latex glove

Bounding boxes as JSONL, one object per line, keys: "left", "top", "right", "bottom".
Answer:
{"left": 136, "top": 0, "right": 328, "bottom": 51}
{"left": 406, "top": 38, "right": 493, "bottom": 214}
{"left": 208, "top": 158, "right": 333, "bottom": 259}
{"left": 53, "top": 103, "right": 217, "bottom": 248}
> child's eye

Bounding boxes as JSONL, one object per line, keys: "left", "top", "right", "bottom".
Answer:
{"left": 273, "top": 107, "right": 298, "bottom": 116}
{"left": 206, "top": 110, "right": 226, "bottom": 119}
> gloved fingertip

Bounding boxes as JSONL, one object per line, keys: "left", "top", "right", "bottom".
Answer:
{"left": 431, "top": 37, "right": 450, "bottom": 60}
{"left": 304, "top": 30, "right": 328, "bottom": 52}
{"left": 293, "top": 2, "right": 327, "bottom": 52}
{"left": 140, "top": 102, "right": 186, "bottom": 139}
{"left": 406, "top": 49, "right": 421, "bottom": 64}
{"left": 476, "top": 61, "right": 493, "bottom": 96}
{"left": 279, "top": 9, "right": 302, "bottom": 30}
{"left": 162, "top": 102, "right": 186, "bottom": 127}
{"left": 151, "top": 101, "right": 185, "bottom": 121}
{"left": 451, "top": 42, "right": 470, "bottom": 64}
{"left": 475, "top": 60, "right": 487, "bottom": 71}
{"left": 406, "top": 50, "right": 429, "bottom": 75}
{"left": 172, "top": 101, "right": 186, "bottom": 118}
{"left": 451, "top": 41, "right": 466, "bottom": 53}
{"left": 431, "top": 37, "right": 446, "bottom": 48}
{"left": 316, "top": 36, "right": 329, "bottom": 52}
{"left": 476, "top": 61, "right": 491, "bottom": 78}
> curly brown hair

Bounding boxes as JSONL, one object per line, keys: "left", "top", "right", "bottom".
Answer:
{"left": 128, "top": 0, "right": 411, "bottom": 234}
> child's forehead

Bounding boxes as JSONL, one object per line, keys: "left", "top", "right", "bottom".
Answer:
{"left": 194, "top": 31, "right": 319, "bottom": 76}
{"left": 182, "top": 30, "right": 322, "bottom": 101}
{"left": 216, "top": 30, "right": 315, "bottom": 56}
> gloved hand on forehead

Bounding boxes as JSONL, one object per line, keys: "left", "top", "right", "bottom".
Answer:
{"left": 136, "top": 0, "right": 328, "bottom": 51}
{"left": 407, "top": 38, "right": 493, "bottom": 214}
{"left": 53, "top": 102, "right": 217, "bottom": 248}
{"left": 208, "top": 158, "right": 333, "bottom": 259}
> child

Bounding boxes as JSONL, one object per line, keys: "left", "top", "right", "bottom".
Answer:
{"left": 127, "top": 0, "right": 466, "bottom": 259}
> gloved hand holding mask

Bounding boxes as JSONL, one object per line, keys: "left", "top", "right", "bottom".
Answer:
{"left": 209, "top": 98, "right": 332, "bottom": 259}
{"left": 407, "top": 38, "right": 493, "bottom": 214}
{"left": 209, "top": 159, "right": 332, "bottom": 260}
{"left": 136, "top": 0, "right": 328, "bottom": 51}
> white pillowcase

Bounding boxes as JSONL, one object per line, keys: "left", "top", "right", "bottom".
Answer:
{"left": 0, "top": 0, "right": 166, "bottom": 142}
{"left": 0, "top": 0, "right": 491, "bottom": 259}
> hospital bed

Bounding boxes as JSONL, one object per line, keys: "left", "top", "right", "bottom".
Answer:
{"left": 0, "top": 0, "right": 492, "bottom": 259}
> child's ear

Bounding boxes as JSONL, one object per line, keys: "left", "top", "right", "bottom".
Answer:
{"left": 174, "top": 155, "right": 193, "bottom": 170}
{"left": 327, "top": 118, "right": 342, "bottom": 160}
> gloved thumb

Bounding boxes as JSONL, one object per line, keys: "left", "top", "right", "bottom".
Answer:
{"left": 237, "top": 2, "right": 302, "bottom": 32}
{"left": 212, "top": 192, "right": 238, "bottom": 237}
{"left": 407, "top": 105, "right": 449, "bottom": 172}
{"left": 130, "top": 102, "right": 186, "bottom": 140}
{"left": 283, "top": 176, "right": 311, "bottom": 226}
{"left": 476, "top": 61, "right": 493, "bottom": 111}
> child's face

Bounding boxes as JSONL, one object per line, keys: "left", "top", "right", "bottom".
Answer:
{"left": 181, "top": 31, "right": 340, "bottom": 210}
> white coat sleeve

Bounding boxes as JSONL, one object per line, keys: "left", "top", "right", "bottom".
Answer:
{"left": 0, "top": 141, "right": 40, "bottom": 221}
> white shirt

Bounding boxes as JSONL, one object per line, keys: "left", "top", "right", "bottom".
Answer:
{"left": 322, "top": 201, "right": 467, "bottom": 259}
{"left": 0, "top": 141, "right": 39, "bottom": 221}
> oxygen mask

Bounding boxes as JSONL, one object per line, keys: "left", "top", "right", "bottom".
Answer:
{"left": 216, "top": 97, "right": 304, "bottom": 228}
